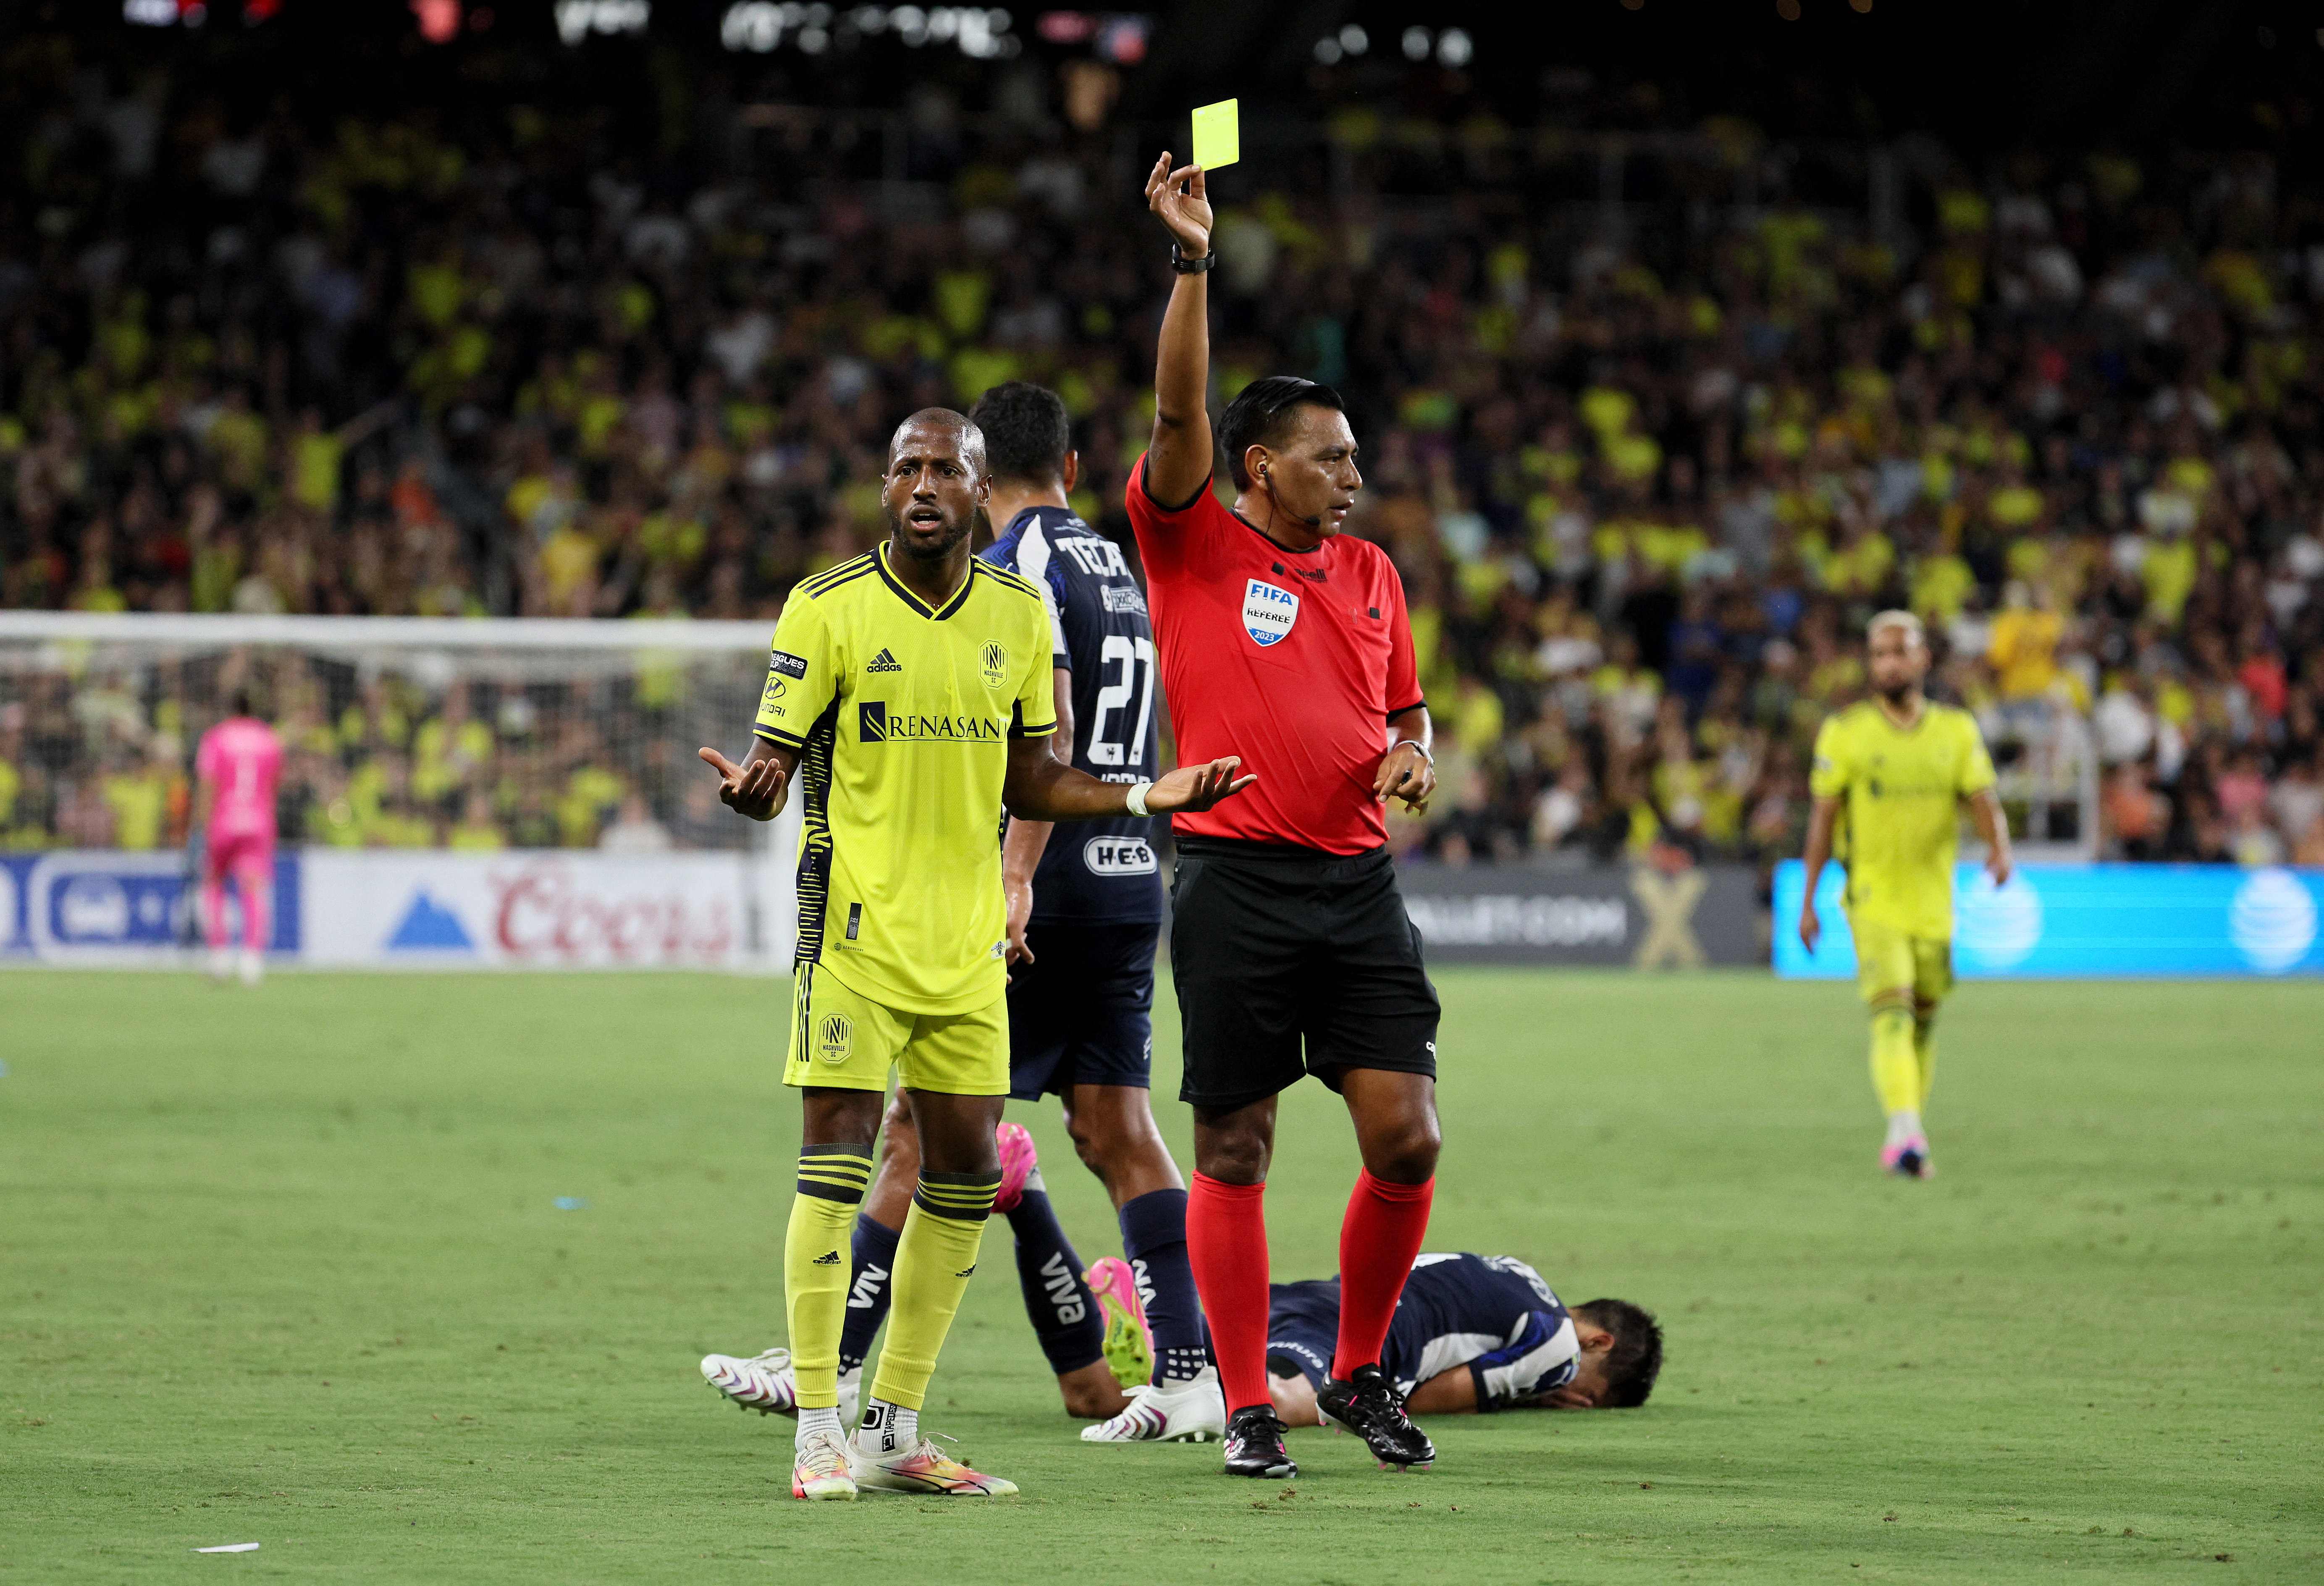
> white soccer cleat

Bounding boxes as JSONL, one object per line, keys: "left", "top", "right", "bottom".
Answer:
{"left": 848, "top": 1437, "right": 1018, "bottom": 1496}
{"left": 702, "top": 1349, "right": 864, "bottom": 1424}
{"left": 236, "top": 949, "right": 263, "bottom": 987}
{"left": 207, "top": 948, "right": 232, "bottom": 983}
{"left": 1081, "top": 1365, "right": 1227, "bottom": 1443}
{"left": 702, "top": 1347, "right": 799, "bottom": 1415}
{"left": 792, "top": 1425, "right": 858, "bottom": 1501}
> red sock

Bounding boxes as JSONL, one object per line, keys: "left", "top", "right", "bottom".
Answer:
{"left": 1186, "top": 1173, "right": 1271, "bottom": 1415}
{"left": 1332, "top": 1170, "right": 1434, "bottom": 1381}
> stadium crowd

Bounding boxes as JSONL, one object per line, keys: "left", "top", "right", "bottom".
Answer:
{"left": 3, "top": 45, "right": 2323, "bottom": 866}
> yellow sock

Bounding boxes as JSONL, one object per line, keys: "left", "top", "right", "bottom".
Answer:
{"left": 867, "top": 1169, "right": 999, "bottom": 1414}
{"left": 1868, "top": 1003, "right": 1920, "bottom": 1117}
{"left": 784, "top": 1144, "right": 873, "bottom": 1410}
{"left": 1913, "top": 1009, "right": 1938, "bottom": 1110}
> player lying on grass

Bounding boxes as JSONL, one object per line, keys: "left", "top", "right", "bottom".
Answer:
{"left": 697, "top": 409, "right": 1253, "bottom": 1501}
{"left": 1265, "top": 1253, "right": 1661, "bottom": 1425}
{"left": 1798, "top": 611, "right": 2011, "bottom": 1181}
{"left": 707, "top": 1246, "right": 1661, "bottom": 1438}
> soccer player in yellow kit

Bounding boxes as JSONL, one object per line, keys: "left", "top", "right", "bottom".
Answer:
{"left": 1798, "top": 611, "right": 2013, "bottom": 1179}
{"left": 698, "top": 409, "right": 1253, "bottom": 1500}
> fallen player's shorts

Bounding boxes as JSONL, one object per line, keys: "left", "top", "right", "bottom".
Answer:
{"left": 1005, "top": 920, "right": 1159, "bottom": 1099}
{"left": 783, "top": 961, "right": 1009, "bottom": 1096}
{"left": 1262, "top": 1278, "right": 1343, "bottom": 1389}
{"left": 1169, "top": 838, "right": 1440, "bottom": 1111}
{"left": 1849, "top": 916, "right": 1953, "bottom": 1009}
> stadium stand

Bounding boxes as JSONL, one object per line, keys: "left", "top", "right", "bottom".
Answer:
{"left": 1, "top": 44, "right": 2320, "bottom": 868}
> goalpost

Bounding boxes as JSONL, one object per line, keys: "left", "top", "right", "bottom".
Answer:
{"left": 0, "top": 612, "right": 800, "bottom": 971}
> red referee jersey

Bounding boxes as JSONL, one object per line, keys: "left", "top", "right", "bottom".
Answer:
{"left": 1126, "top": 454, "right": 1422, "bottom": 855}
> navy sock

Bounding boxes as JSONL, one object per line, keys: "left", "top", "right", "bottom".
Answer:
{"left": 837, "top": 1212, "right": 900, "bottom": 1376}
{"left": 1120, "top": 1187, "right": 1208, "bottom": 1384}
{"left": 1008, "top": 1172, "right": 1106, "bottom": 1375}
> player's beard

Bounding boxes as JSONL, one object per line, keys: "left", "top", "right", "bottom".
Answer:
{"left": 1875, "top": 675, "right": 1919, "bottom": 706}
{"left": 888, "top": 507, "right": 971, "bottom": 561}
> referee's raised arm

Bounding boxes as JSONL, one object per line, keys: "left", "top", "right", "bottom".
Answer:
{"left": 1143, "top": 153, "right": 1214, "bottom": 511}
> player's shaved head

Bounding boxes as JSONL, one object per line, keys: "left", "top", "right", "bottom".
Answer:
{"left": 888, "top": 408, "right": 986, "bottom": 477}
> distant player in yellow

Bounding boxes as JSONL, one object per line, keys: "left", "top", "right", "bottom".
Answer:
{"left": 1798, "top": 611, "right": 2013, "bottom": 1180}
{"left": 697, "top": 409, "right": 1253, "bottom": 1501}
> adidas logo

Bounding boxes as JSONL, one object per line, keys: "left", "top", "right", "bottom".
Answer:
{"left": 866, "top": 648, "right": 902, "bottom": 674}
{"left": 813, "top": 1250, "right": 843, "bottom": 1265}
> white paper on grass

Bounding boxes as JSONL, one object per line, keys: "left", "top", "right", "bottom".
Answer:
{"left": 193, "top": 1543, "right": 261, "bottom": 1553}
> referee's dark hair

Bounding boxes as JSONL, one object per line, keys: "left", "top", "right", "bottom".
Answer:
{"left": 1574, "top": 1298, "right": 1664, "bottom": 1408}
{"left": 1217, "top": 375, "right": 1346, "bottom": 490}
{"left": 967, "top": 382, "right": 1071, "bottom": 487}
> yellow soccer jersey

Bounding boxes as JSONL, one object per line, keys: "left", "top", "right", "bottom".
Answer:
{"left": 754, "top": 543, "right": 1059, "bottom": 1014}
{"left": 1810, "top": 700, "right": 1997, "bottom": 938}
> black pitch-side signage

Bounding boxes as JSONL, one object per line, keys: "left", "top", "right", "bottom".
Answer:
{"left": 1393, "top": 863, "right": 1763, "bottom": 968}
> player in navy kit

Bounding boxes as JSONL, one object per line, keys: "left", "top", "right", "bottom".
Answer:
{"left": 756, "top": 383, "right": 1222, "bottom": 1444}
{"left": 1264, "top": 1254, "right": 1661, "bottom": 1421}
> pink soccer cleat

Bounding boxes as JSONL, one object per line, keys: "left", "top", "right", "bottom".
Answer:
{"left": 849, "top": 1437, "right": 1018, "bottom": 1496}
{"left": 993, "top": 1122, "right": 1038, "bottom": 1214}
{"left": 1881, "top": 1136, "right": 1935, "bottom": 1179}
{"left": 1085, "top": 1256, "right": 1154, "bottom": 1389}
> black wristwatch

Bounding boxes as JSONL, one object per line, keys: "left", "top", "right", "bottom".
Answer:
{"left": 1170, "top": 243, "right": 1216, "bottom": 275}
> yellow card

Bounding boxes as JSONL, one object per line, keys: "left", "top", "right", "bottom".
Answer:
{"left": 1191, "top": 99, "right": 1240, "bottom": 171}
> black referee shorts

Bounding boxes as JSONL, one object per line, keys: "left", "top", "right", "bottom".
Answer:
{"left": 1167, "top": 837, "right": 1440, "bottom": 1111}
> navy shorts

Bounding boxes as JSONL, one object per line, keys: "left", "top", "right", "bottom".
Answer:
{"left": 1005, "top": 919, "right": 1159, "bottom": 1100}
{"left": 1263, "top": 1279, "right": 1342, "bottom": 1387}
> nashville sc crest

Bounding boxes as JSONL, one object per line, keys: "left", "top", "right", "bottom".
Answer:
{"left": 816, "top": 1013, "right": 853, "bottom": 1064}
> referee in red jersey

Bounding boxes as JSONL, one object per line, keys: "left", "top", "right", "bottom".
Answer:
{"left": 1130, "top": 154, "right": 1443, "bottom": 1478}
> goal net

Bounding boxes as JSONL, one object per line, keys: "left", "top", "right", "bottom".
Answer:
{"left": 0, "top": 613, "right": 797, "bottom": 970}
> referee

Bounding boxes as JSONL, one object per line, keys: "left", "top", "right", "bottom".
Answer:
{"left": 1130, "top": 153, "right": 1443, "bottom": 1479}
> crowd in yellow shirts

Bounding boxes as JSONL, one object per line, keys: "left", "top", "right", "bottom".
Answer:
{"left": 2, "top": 46, "right": 2320, "bottom": 868}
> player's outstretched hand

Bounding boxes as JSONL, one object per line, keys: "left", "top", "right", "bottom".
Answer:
{"left": 1797, "top": 900, "right": 1822, "bottom": 954}
{"left": 1374, "top": 742, "right": 1436, "bottom": 814}
{"left": 1144, "top": 152, "right": 1211, "bottom": 254}
{"left": 1144, "top": 756, "right": 1255, "bottom": 815}
{"left": 698, "top": 745, "right": 789, "bottom": 821}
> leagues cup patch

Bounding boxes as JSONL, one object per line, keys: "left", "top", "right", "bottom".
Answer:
{"left": 1242, "top": 579, "right": 1298, "bottom": 648}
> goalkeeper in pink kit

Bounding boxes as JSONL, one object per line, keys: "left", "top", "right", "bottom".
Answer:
{"left": 193, "top": 692, "right": 283, "bottom": 986}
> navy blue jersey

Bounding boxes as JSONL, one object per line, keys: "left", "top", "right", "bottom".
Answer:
{"left": 981, "top": 505, "right": 1164, "bottom": 924}
{"left": 1267, "top": 1253, "right": 1579, "bottom": 1408}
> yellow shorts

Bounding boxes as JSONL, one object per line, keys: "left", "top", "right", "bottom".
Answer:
{"left": 1850, "top": 916, "right": 1953, "bottom": 1010}
{"left": 783, "top": 962, "right": 1010, "bottom": 1096}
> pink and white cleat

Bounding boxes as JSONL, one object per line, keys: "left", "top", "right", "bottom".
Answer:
{"left": 792, "top": 1426, "right": 858, "bottom": 1501}
{"left": 849, "top": 1437, "right": 1019, "bottom": 1496}
{"left": 1084, "top": 1256, "right": 1155, "bottom": 1389}
{"left": 992, "top": 1122, "right": 1038, "bottom": 1214}
{"left": 1881, "top": 1136, "right": 1935, "bottom": 1179}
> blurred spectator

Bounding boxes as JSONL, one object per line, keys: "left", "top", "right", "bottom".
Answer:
{"left": 0, "top": 46, "right": 2319, "bottom": 868}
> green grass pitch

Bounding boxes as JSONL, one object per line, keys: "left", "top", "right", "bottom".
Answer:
{"left": 3, "top": 969, "right": 2320, "bottom": 1582}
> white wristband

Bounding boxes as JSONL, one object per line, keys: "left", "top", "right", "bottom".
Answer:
{"left": 1125, "top": 780, "right": 1154, "bottom": 818}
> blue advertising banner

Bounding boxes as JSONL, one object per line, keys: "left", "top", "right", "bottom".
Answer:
{"left": 0, "top": 850, "right": 300, "bottom": 962}
{"left": 1773, "top": 861, "right": 2324, "bottom": 979}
